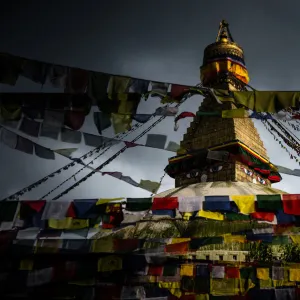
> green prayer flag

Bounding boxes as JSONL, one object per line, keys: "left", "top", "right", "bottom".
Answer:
{"left": 163, "top": 264, "right": 177, "bottom": 276}
{"left": 126, "top": 198, "right": 152, "bottom": 211}
{"left": 271, "top": 235, "right": 289, "bottom": 245}
{"left": 257, "top": 195, "right": 282, "bottom": 210}
{"left": 225, "top": 213, "right": 250, "bottom": 221}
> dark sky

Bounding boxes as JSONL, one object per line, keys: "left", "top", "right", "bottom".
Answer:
{"left": 0, "top": 0, "right": 299, "bottom": 200}
{"left": 1, "top": 0, "right": 300, "bottom": 88}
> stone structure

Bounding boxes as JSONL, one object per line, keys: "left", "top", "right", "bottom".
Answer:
{"left": 162, "top": 20, "right": 282, "bottom": 191}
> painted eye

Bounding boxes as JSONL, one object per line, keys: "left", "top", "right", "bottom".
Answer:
{"left": 190, "top": 170, "right": 198, "bottom": 178}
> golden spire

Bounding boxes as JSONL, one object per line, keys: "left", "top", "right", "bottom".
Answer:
{"left": 216, "top": 20, "right": 235, "bottom": 43}
{"left": 200, "top": 20, "right": 249, "bottom": 89}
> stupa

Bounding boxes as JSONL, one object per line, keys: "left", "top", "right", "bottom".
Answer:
{"left": 157, "top": 20, "right": 286, "bottom": 198}
{"left": 111, "top": 20, "right": 288, "bottom": 265}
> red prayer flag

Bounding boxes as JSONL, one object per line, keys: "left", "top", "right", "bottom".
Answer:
{"left": 165, "top": 241, "right": 189, "bottom": 253}
{"left": 170, "top": 84, "right": 189, "bottom": 100}
{"left": 152, "top": 197, "right": 178, "bottom": 210}
{"left": 66, "top": 202, "right": 76, "bottom": 218}
{"left": 282, "top": 194, "right": 300, "bottom": 215}
{"left": 148, "top": 265, "right": 163, "bottom": 276}
{"left": 251, "top": 212, "right": 275, "bottom": 222}
{"left": 64, "top": 111, "right": 85, "bottom": 131}
{"left": 24, "top": 200, "right": 46, "bottom": 212}
{"left": 113, "top": 239, "right": 139, "bottom": 252}
{"left": 226, "top": 267, "right": 240, "bottom": 279}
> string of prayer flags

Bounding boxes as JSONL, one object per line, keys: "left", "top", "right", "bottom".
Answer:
{"left": 0, "top": 125, "right": 70, "bottom": 160}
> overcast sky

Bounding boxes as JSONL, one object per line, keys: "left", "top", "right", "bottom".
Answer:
{"left": 0, "top": 0, "right": 299, "bottom": 200}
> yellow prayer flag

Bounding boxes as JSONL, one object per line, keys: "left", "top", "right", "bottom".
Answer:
{"left": 231, "top": 195, "right": 255, "bottom": 214}
{"left": 256, "top": 268, "right": 269, "bottom": 280}
{"left": 105, "top": 203, "right": 121, "bottom": 214}
{"left": 158, "top": 282, "right": 181, "bottom": 298}
{"left": 107, "top": 76, "right": 131, "bottom": 98}
{"left": 91, "top": 236, "right": 114, "bottom": 253}
{"left": 290, "top": 235, "right": 300, "bottom": 244}
{"left": 139, "top": 180, "right": 160, "bottom": 193}
{"left": 210, "top": 278, "right": 239, "bottom": 296}
{"left": 170, "top": 238, "right": 191, "bottom": 244}
{"left": 239, "top": 279, "right": 256, "bottom": 295}
{"left": 69, "top": 218, "right": 89, "bottom": 229}
{"left": 96, "top": 198, "right": 124, "bottom": 205}
{"left": 19, "top": 259, "right": 33, "bottom": 271}
{"left": 290, "top": 269, "right": 300, "bottom": 281}
{"left": 180, "top": 264, "right": 194, "bottom": 277}
{"left": 111, "top": 113, "right": 132, "bottom": 134}
{"left": 148, "top": 276, "right": 158, "bottom": 283}
{"left": 222, "top": 108, "right": 248, "bottom": 118}
{"left": 97, "top": 255, "right": 122, "bottom": 272}
{"left": 223, "top": 234, "right": 246, "bottom": 244}
{"left": 259, "top": 279, "right": 272, "bottom": 288}
{"left": 196, "top": 295, "right": 209, "bottom": 300}
{"left": 197, "top": 210, "right": 224, "bottom": 221}
{"left": 182, "top": 212, "right": 193, "bottom": 220}
{"left": 48, "top": 218, "right": 71, "bottom": 229}
{"left": 35, "top": 240, "right": 62, "bottom": 254}
{"left": 48, "top": 218, "right": 89, "bottom": 229}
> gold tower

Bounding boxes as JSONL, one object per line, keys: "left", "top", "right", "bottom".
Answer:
{"left": 166, "top": 21, "right": 274, "bottom": 189}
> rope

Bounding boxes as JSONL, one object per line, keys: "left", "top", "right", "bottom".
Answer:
{"left": 1, "top": 101, "right": 172, "bottom": 201}
{"left": 49, "top": 90, "right": 199, "bottom": 200}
